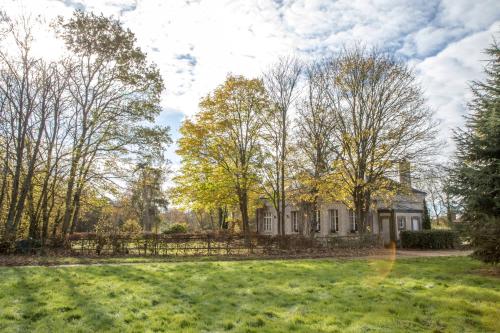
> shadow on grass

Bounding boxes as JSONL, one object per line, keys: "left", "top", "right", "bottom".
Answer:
{"left": 2, "top": 267, "right": 118, "bottom": 332}
{"left": 66, "top": 258, "right": 499, "bottom": 332}
{"left": 57, "top": 269, "right": 118, "bottom": 330}
{"left": 0, "top": 257, "right": 498, "bottom": 332}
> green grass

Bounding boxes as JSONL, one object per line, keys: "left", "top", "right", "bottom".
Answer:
{"left": 0, "top": 257, "right": 498, "bottom": 332}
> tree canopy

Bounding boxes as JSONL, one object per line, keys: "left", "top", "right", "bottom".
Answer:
{"left": 450, "top": 41, "right": 500, "bottom": 264}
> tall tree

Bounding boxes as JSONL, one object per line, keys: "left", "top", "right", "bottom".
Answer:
{"left": 130, "top": 163, "right": 168, "bottom": 232}
{"left": 0, "top": 15, "right": 68, "bottom": 240}
{"left": 173, "top": 114, "right": 238, "bottom": 230}
{"left": 261, "top": 56, "right": 301, "bottom": 235}
{"left": 450, "top": 41, "right": 500, "bottom": 264}
{"left": 321, "top": 46, "right": 438, "bottom": 233}
{"left": 177, "top": 76, "right": 267, "bottom": 237}
{"left": 414, "top": 164, "right": 456, "bottom": 225}
{"left": 57, "top": 11, "right": 164, "bottom": 236}
{"left": 129, "top": 125, "right": 171, "bottom": 233}
{"left": 0, "top": 12, "right": 168, "bottom": 244}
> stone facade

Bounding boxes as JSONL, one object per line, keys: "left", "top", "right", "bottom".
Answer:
{"left": 256, "top": 189, "right": 426, "bottom": 245}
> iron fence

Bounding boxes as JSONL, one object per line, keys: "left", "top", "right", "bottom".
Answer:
{"left": 65, "top": 232, "right": 383, "bottom": 256}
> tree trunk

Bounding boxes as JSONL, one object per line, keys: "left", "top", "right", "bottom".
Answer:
{"left": 61, "top": 154, "right": 79, "bottom": 235}
{"left": 352, "top": 161, "right": 370, "bottom": 234}
{"left": 0, "top": 146, "right": 10, "bottom": 220}
{"left": 353, "top": 185, "right": 369, "bottom": 234}
{"left": 12, "top": 103, "right": 49, "bottom": 237}
{"left": 218, "top": 206, "right": 228, "bottom": 229}
{"left": 280, "top": 109, "right": 287, "bottom": 236}
{"left": 51, "top": 209, "right": 62, "bottom": 240}
{"left": 4, "top": 136, "right": 24, "bottom": 238}
{"left": 237, "top": 189, "right": 250, "bottom": 244}
{"left": 69, "top": 190, "right": 81, "bottom": 234}
{"left": 27, "top": 185, "right": 39, "bottom": 240}
{"left": 40, "top": 189, "right": 50, "bottom": 247}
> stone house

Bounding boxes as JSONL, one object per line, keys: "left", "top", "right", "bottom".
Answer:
{"left": 255, "top": 166, "right": 425, "bottom": 245}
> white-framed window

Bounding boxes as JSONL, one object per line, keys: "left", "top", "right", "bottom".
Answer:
{"left": 329, "top": 209, "right": 339, "bottom": 233}
{"left": 411, "top": 216, "right": 420, "bottom": 230}
{"left": 291, "top": 211, "right": 299, "bottom": 232}
{"left": 398, "top": 216, "right": 406, "bottom": 230}
{"left": 314, "top": 210, "right": 321, "bottom": 232}
{"left": 263, "top": 211, "right": 272, "bottom": 232}
{"left": 349, "top": 209, "right": 357, "bottom": 232}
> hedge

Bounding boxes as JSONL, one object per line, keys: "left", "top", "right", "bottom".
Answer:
{"left": 400, "top": 230, "right": 458, "bottom": 249}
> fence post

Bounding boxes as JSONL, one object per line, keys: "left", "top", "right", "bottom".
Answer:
{"left": 207, "top": 234, "right": 211, "bottom": 256}
{"left": 154, "top": 234, "right": 158, "bottom": 255}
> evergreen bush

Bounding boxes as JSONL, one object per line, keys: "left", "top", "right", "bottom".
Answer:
{"left": 163, "top": 223, "right": 188, "bottom": 234}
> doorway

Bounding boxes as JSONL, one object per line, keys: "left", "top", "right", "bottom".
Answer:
{"left": 381, "top": 217, "right": 391, "bottom": 244}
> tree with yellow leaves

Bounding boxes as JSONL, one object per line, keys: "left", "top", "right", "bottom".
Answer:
{"left": 172, "top": 116, "right": 237, "bottom": 230}
{"left": 173, "top": 75, "right": 268, "bottom": 237}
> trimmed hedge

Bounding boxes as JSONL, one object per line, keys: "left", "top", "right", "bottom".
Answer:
{"left": 400, "top": 230, "right": 458, "bottom": 249}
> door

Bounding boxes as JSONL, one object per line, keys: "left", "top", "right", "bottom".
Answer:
{"left": 381, "top": 217, "right": 391, "bottom": 244}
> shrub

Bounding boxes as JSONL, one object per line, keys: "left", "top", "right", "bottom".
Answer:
{"left": 400, "top": 230, "right": 458, "bottom": 249}
{"left": 121, "top": 219, "right": 142, "bottom": 237}
{"left": 94, "top": 216, "right": 119, "bottom": 236}
{"left": 162, "top": 223, "right": 188, "bottom": 234}
{"left": 468, "top": 216, "right": 500, "bottom": 265}
{"left": 0, "top": 241, "right": 13, "bottom": 254}
{"left": 14, "top": 238, "right": 42, "bottom": 254}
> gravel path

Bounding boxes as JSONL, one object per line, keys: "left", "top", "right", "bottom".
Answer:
{"left": 359, "top": 249, "right": 473, "bottom": 260}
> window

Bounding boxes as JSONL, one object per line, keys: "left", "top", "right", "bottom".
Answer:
{"left": 349, "top": 209, "right": 357, "bottom": 232}
{"left": 314, "top": 210, "right": 321, "bottom": 232}
{"left": 411, "top": 216, "right": 420, "bottom": 230}
{"left": 263, "top": 211, "right": 272, "bottom": 232}
{"left": 291, "top": 211, "right": 299, "bottom": 232}
{"left": 398, "top": 216, "right": 406, "bottom": 230}
{"left": 329, "top": 209, "right": 339, "bottom": 233}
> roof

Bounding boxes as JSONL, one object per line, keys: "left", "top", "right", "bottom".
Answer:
{"left": 411, "top": 187, "right": 426, "bottom": 195}
{"left": 381, "top": 176, "right": 426, "bottom": 195}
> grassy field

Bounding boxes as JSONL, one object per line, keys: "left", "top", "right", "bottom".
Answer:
{"left": 0, "top": 256, "right": 498, "bottom": 332}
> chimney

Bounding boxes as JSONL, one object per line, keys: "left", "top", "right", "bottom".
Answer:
{"left": 399, "top": 160, "right": 411, "bottom": 188}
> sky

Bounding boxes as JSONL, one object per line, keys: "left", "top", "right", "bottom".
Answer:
{"left": 3, "top": 0, "right": 500, "bottom": 172}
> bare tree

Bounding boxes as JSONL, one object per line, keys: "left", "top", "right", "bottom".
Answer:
{"left": 261, "top": 56, "right": 302, "bottom": 235}
{"left": 321, "top": 46, "right": 439, "bottom": 233}
{"left": 0, "top": 16, "right": 55, "bottom": 239}
{"left": 414, "top": 164, "right": 456, "bottom": 225}
{"left": 0, "top": 12, "right": 168, "bottom": 245}
{"left": 291, "top": 64, "right": 337, "bottom": 235}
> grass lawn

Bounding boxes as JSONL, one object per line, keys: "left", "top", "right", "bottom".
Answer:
{"left": 0, "top": 256, "right": 498, "bottom": 332}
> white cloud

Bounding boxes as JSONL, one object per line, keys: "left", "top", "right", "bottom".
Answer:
{"left": 439, "top": 0, "right": 500, "bottom": 31}
{"left": 2, "top": 0, "right": 500, "bottom": 163}
{"left": 415, "top": 22, "right": 500, "bottom": 151}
